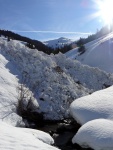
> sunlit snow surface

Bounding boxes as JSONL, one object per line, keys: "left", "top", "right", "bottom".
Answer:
{"left": 70, "top": 86, "right": 113, "bottom": 125}
{"left": 70, "top": 86, "right": 113, "bottom": 150}
{"left": 66, "top": 32, "right": 113, "bottom": 73}
{"left": 72, "top": 119, "right": 113, "bottom": 150}
{"left": 0, "top": 121, "right": 59, "bottom": 150}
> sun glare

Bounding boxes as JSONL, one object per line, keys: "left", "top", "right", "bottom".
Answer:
{"left": 97, "top": 0, "right": 113, "bottom": 24}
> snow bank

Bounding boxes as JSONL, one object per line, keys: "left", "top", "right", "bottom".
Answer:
{"left": 72, "top": 119, "right": 113, "bottom": 150}
{"left": 0, "top": 121, "right": 59, "bottom": 150}
{"left": 19, "top": 128, "right": 54, "bottom": 145}
{"left": 70, "top": 86, "right": 113, "bottom": 125}
{"left": 0, "top": 38, "right": 113, "bottom": 120}
{"left": 0, "top": 52, "right": 24, "bottom": 126}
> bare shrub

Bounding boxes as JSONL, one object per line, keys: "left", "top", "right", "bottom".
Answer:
{"left": 16, "top": 71, "right": 39, "bottom": 118}
{"left": 16, "top": 84, "right": 39, "bottom": 117}
{"left": 54, "top": 66, "right": 63, "bottom": 74}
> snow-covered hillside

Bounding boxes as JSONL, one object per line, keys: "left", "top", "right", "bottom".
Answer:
{"left": 1, "top": 35, "right": 113, "bottom": 149}
{"left": 44, "top": 37, "right": 74, "bottom": 49}
{"left": 0, "top": 38, "right": 60, "bottom": 150}
{"left": 0, "top": 50, "right": 24, "bottom": 126}
{"left": 0, "top": 37, "right": 113, "bottom": 121}
{"left": 66, "top": 32, "right": 113, "bottom": 73}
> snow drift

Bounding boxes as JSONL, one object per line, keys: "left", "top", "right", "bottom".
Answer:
{"left": 0, "top": 121, "right": 59, "bottom": 150}
{"left": 70, "top": 86, "right": 113, "bottom": 125}
{"left": 70, "top": 85, "right": 113, "bottom": 149}
{"left": 72, "top": 119, "right": 113, "bottom": 150}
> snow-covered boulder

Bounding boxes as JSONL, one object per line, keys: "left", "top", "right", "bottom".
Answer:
{"left": 0, "top": 121, "right": 59, "bottom": 150}
{"left": 72, "top": 119, "right": 113, "bottom": 150}
{"left": 70, "top": 86, "right": 113, "bottom": 125}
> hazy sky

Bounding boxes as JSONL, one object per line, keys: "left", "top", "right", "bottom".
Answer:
{"left": 0, "top": 0, "right": 105, "bottom": 41}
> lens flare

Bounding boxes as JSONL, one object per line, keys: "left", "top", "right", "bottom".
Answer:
{"left": 96, "top": 0, "right": 113, "bottom": 24}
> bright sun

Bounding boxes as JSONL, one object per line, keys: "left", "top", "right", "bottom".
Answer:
{"left": 97, "top": 0, "right": 113, "bottom": 24}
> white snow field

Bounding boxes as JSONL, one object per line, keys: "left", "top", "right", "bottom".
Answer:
{"left": 0, "top": 121, "right": 59, "bottom": 150}
{"left": 70, "top": 86, "right": 113, "bottom": 149}
{"left": 66, "top": 32, "right": 113, "bottom": 73}
{"left": 44, "top": 37, "right": 74, "bottom": 49}
{"left": 0, "top": 37, "right": 113, "bottom": 120}
{"left": 72, "top": 119, "right": 113, "bottom": 150}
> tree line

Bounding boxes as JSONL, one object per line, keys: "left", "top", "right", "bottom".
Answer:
{"left": 0, "top": 29, "right": 53, "bottom": 54}
{"left": 0, "top": 25, "right": 112, "bottom": 55}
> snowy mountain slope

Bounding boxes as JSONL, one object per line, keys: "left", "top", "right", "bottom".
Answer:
{"left": 0, "top": 37, "right": 113, "bottom": 120}
{"left": 65, "top": 32, "right": 113, "bottom": 73}
{"left": 44, "top": 37, "right": 74, "bottom": 49}
{"left": 65, "top": 47, "right": 78, "bottom": 59}
{"left": 0, "top": 38, "right": 59, "bottom": 150}
{"left": 0, "top": 51, "right": 24, "bottom": 126}
{"left": 0, "top": 38, "right": 89, "bottom": 120}
{"left": 1, "top": 36, "right": 113, "bottom": 149}
{"left": 0, "top": 39, "right": 113, "bottom": 119}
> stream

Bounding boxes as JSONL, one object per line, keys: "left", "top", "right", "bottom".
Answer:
{"left": 31, "top": 119, "right": 93, "bottom": 150}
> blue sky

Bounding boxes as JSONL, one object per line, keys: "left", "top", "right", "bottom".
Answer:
{"left": 0, "top": 0, "right": 105, "bottom": 41}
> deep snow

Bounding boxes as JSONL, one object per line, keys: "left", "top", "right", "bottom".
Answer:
{"left": 72, "top": 119, "right": 113, "bottom": 150}
{"left": 0, "top": 52, "right": 24, "bottom": 126}
{"left": 0, "top": 121, "right": 59, "bottom": 150}
{"left": 0, "top": 37, "right": 113, "bottom": 120}
{"left": 70, "top": 85, "right": 113, "bottom": 150}
{"left": 66, "top": 32, "right": 113, "bottom": 73}
{"left": 0, "top": 37, "right": 59, "bottom": 149}
{"left": 0, "top": 35, "right": 113, "bottom": 150}
{"left": 70, "top": 85, "right": 113, "bottom": 125}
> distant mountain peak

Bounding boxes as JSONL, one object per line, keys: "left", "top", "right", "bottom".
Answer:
{"left": 43, "top": 37, "right": 74, "bottom": 49}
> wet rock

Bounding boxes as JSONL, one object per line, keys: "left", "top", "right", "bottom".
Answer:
{"left": 54, "top": 131, "right": 74, "bottom": 147}
{"left": 73, "top": 143, "right": 93, "bottom": 150}
{"left": 57, "top": 120, "right": 80, "bottom": 133}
